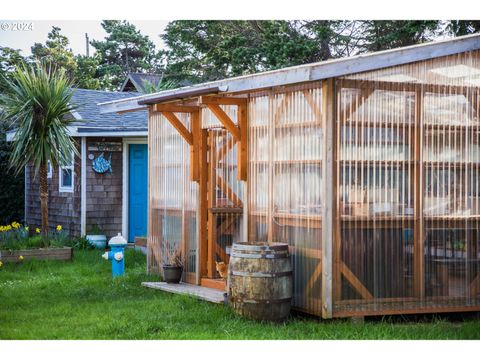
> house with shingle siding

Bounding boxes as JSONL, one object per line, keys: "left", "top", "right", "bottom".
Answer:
{"left": 9, "top": 88, "right": 149, "bottom": 242}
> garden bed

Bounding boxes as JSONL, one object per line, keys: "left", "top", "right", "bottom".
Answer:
{"left": 0, "top": 247, "right": 73, "bottom": 263}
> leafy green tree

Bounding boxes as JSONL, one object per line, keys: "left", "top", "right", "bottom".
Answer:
{"left": 73, "top": 54, "right": 102, "bottom": 90}
{"left": 0, "top": 63, "right": 78, "bottom": 242}
{"left": 30, "top": 27, "right": 105, "bottom": 90}
{"left": 0, "top": 46, "right": 27, "bottom": 92}
{"left": 91, "top": 20, "right": 161, "bottom": 90}
{"left": 447, "top": 20, "right": 480, "bottom": 36}
{"left": 161, "top": 20, "right": 389, "bottom": 83}
{"left": 31, "top": 26, "right": 78, "bottom": 78}
{"left": 359, "top": 21, "right": 440, "bottom": 52}
{"left": 161, "top": 20, "right": 324, "bottom": 83}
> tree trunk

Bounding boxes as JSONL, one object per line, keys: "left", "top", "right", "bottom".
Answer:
{"left": 39, "top": 162, "right": 49, "bottom": 245}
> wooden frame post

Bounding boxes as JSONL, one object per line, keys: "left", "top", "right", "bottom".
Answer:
{"left": 207, "top": 132, "right": 217, "bottom": 278}
{"left": 190, "top": 111, "right": 200, "bottom": 182}
{"left": 413, "top": 89, "right": 425, "bottom": 298}
{"left": 198, "top": 128, "right": 208, "bottom": 279}
{"left": 321, "top": 78, "right": 336, "bottom": 319}
{"left": 237, "top": 103, "right": 248, "bottom": 181}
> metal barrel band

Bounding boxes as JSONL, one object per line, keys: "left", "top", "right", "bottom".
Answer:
{"left": 230, "top": 252, "right": 290, "bottom": 259}
{"left": 231, "top": 243, "right": 289, "bottom": 251}
{"left": 230, "top": 297, "right": 292, "bottom": 305}
{"left": 230, "top": 270, "right": 293, "bottom": 278}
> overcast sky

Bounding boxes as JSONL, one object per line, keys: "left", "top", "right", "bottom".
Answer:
{"left": 0, "top": 20, "right": 169, "bottom": 56}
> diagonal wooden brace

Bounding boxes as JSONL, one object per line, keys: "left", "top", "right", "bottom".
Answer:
{"left": 206, "top": 104, "right": 241, "bottom": 141}
{"left": 161, "top": 111, "right": 193, "bottom": 145}
{"left": 199, "top": 96, "right": 248, "bottom": 181}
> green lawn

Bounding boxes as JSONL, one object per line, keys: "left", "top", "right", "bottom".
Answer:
{"left": 0, "top": 249, "right": 479, "bottom": 340}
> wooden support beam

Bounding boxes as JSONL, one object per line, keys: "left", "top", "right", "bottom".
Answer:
{"left": 341, "top": 78, "right": 480, "bottom": 96}
{"left": 215, "top": 241, "right": 229, "bottom": 264}
{"left": 206, "top": 104, "right": 241, "bottom": 141}
{"left": 237, "top": 103, "right": 248, "bottom": 181}
{"left": 154, "top": 104, "right": 200, "bottom": 113}
{"left": 198, "top": 129, "right": 208, "bottom": 279}
{"left": 340, "top": 262, "right": 374, "bottom": 300}
{"left": 469, "top": 273, "right": 480, "bottom": 296}
{"left": 302, "top": 89, "right": 321, "bottom": 119}
{"left": 161, "top": 111, "right": 194, "bottom": 146}
{"left": 305, "top": 261, "right": 322, "bottom": 297}
{"left": 217, "top": 215, "right": 238, "bottom": 236}
{"left": 273, "top": 93, "right": 291, "bottom": 124}
{"left": 217, "top": 138, "right": 236, "bottom": 162}
{"left": 190, "top": 111, "right": 200, "bottom": 182}
{"left": 199, "top": 95, "right": 247, "bottom": 106}
{"left": 199, "top": 96, "right": 247, "bottom": 181}
{"left": 336, "top": 81, "right": 375, "bottom": 123}
{"left": 321, "top": 78, "right": 336, "bottom": 319}
{"left": 216, "top": 175, "right": 243, "bottom": 207}
{"left": 207, "top": 133, "right": 217, "bottom": 278}
{"left": 413, "top": 89, "right": 425, "bottom": 298}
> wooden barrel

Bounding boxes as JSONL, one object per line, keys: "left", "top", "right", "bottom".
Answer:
{"left": 228, "top": 242, "right": 292, "bottom": 321}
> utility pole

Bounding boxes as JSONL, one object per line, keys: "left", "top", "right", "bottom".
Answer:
{"left": 85, "top": 33, "right": 90, "bottom": 57}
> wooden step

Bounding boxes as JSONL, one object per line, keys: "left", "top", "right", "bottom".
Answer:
{"left": 142, "top": 282, "right": 225, "bottom": 303}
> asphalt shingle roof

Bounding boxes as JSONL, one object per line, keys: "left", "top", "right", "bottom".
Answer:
{"left": 71, "top": 88, "right": 147, "bottom": 132}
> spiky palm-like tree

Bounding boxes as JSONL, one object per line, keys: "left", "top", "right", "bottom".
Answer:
{"left": 0, "top": 63, "right": 77, "bottom": 243}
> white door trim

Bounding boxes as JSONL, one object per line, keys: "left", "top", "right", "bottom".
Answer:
{"left": 122, "top": 137, "right": 148, "bottom": 243}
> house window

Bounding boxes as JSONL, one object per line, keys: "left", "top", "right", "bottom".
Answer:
{"left": 59, "top": 152, "right": 74, "bottom": 192}
{"left": 47, "top": 160, "right": 52, "bottom": 179}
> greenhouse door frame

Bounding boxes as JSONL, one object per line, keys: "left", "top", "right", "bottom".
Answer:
{"left": 198, "top": 97, "right": 248, "bottom": 289}
{"left": 154, "top": 97, "right": 248, "bottom": 289}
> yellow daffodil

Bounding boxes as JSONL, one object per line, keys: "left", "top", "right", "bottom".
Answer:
{"left": 56, "top": 225, "right": 62, "bottom": 231}
{"left": 0, "top": 261, "right": 3, "bottom": 267}
{"left": 25, "top": 226, "right": 29, "bottom": 231}
{"left": 11, "top": 221, "right": 21, "bottom": 229}
{"left": 18, "top": 255, "right": 24, "bottom": 261}
{"left": 35, "top": 228, "right": 41, "bottom": 234}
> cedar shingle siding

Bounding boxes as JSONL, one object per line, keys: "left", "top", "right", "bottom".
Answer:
{"left": 25, "top": 142, "right": 81, "bottom": 236}
{"left": 85, "top": 137, "right": 123, "bottom": 238}
{"left": 25, "top": 137, "right": 124, "bottom": 239}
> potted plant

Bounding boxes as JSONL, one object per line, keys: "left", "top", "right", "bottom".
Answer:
{"left": 162, "top": 245, "right": 183, "bottom": 283}
{"left": 85, "top": 224, "right": 107, "bottom": 249}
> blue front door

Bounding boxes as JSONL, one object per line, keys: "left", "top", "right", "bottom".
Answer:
{"left": 128, "top": 144, "right": 148, "bottom": 243}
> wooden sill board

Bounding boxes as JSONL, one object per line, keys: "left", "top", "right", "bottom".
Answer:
{"left": 201, "top": 278, "right": 227, "bottom": 291}
{"left": 142, "top": 282, "right": 225, "bottom": 304}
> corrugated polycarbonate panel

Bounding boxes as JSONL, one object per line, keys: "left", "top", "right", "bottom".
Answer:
{"left": 208, "top": 128, "right": 244, "bottom": 277}
{"left": 335, "top": 50, "right": 480, "bottom": 316}
{"left": 202, "top": 105, "right": 238, "bottom": 129}
{"left": 248, "top": 83, "right": 323, "bottom": 315}
{"left": 147, "top": 111, "right": 198, "bottom": 281}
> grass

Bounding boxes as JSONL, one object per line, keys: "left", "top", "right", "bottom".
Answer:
{"left": 0, "top": 249, "right": 479, "bottom": 340}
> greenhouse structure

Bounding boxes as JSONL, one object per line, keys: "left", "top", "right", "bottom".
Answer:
{"left": 100, "top": 34, "right": 480, "bottom": 318}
